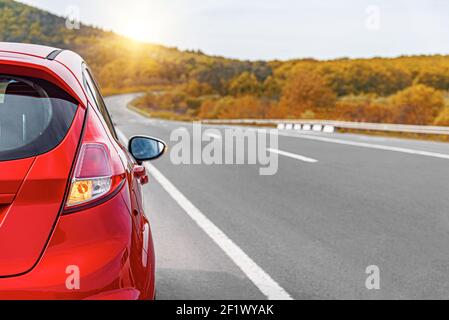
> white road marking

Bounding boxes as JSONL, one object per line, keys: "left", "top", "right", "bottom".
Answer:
{"left": 276, "top": 132, "right": 449, "bottom": 161}
{"left": 116, "top": 129, "right": 293, "bottom": 300}
{"left": 268, "top": 148, "right": 318, "bottom": 163}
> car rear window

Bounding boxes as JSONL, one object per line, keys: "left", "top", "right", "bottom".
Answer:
{"left": 0, "top": 75, "right": 78, "bottom": 161}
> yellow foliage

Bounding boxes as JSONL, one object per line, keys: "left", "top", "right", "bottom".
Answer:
{"left": 434, "top": 107, "right": 449, "bottom": 126}
{"left": 389, "top": 84, "right": 444, "bottom": 125}
{"left": 199, "top": 96, "right": 273, "bottom": 119}
{"left": 279, "top": 67, "right": 336, "bottom": 118}
{"left": 4, "top": 0, "right": 449, "bottom": 124}
{"left": 228, "top": 72, "right": 261, "bottom": 97}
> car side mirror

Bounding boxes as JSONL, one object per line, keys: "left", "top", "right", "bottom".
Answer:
{"left": 128, "top": 136, "right": 167, "bottom": 162}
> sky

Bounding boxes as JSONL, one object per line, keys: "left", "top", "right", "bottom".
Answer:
{"left": 19, "top": 0, "right": 449, "bottom": 61}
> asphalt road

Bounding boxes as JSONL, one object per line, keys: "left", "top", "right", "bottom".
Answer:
{"left": 106, "top": 93, "right": 449, "bottom": 300}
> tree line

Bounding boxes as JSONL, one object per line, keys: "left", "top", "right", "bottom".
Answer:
{"left": 2, "top": 0, "right": 449, "bottom": 125}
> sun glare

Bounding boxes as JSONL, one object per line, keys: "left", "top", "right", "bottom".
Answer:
{"left": 113, "top": 1, "right": 170, "bottom": 44}
{"left": 123, "top": 23, "right": 152, "bottom": 42}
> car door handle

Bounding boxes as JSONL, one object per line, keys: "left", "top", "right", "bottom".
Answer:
{"left": 133, "top": 165, "right": 149, "bottom": 185}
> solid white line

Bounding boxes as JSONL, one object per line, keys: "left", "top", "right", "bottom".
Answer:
{"left": 268, "top": 148, "right": 318, "bottom": 163}
{"left": 116, "top": 129, "right": 293, "bottom": 300}
{"left": 276, "top": 132, "right": 449, "bottom": 161}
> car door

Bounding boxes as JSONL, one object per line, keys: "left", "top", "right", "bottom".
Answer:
{"left": 81, "top": 67, "right": 151, "bottom": 289}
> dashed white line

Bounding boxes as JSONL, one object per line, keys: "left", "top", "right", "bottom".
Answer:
{"left": 276, "top": 131, "right": 449, "bottom": 161}
{"left": 268, "top": 148, "right": 318, "bottom": 163}
{"left": 116, "top": 129, "right": 293, "bottom": 301}
{"left": 228, "top": 125, "right": 449, "bottom": 161}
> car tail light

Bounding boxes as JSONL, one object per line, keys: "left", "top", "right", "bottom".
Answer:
{"left": 63, "top": 111, "right": 126, "bottom": 213}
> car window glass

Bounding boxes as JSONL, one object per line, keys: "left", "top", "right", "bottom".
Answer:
{"left": 0, "top": 75, "right": 77, "bottom": 161}
{"left": 83, "top": 69, "right": 118, "bottom": 141}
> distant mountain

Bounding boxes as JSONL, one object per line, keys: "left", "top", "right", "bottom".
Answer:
{"left": 0, "top": 0, "right": 104, "bottom": 46}
{"left": 0, "top": 0, "right": 272, "bottom": 93}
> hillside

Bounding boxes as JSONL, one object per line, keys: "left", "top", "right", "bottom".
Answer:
{"left": 2, "top": 0, "right": 449, "bottom": 125}
{"left": 0, "top": 0, "right": 270, "bottom": 92}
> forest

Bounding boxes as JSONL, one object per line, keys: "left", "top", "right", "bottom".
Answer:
{"left": 1, "top": 0, "right": 449, "bottom": 125}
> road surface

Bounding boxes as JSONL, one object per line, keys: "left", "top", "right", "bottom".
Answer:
{"left": 106, "top": 93, "right": 449, "bottom": 300}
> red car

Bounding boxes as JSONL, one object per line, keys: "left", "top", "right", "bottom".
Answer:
{"left": 0, "top": 42, "right": 166, "bottom": 300}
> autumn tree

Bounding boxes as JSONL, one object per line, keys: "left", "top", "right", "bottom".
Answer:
{"left": 262, "top": 76, "right": 282, "bottom": 100}
{"left": 434, "top": 107, "right": 449, "bottom": 126}
{"left": 181, "top": 79, "right": 213, "bottom": 97}
{"left": 228, "top": 72, "right": 261, "bottom": 97}
{"left": 279, "top": 67, "right": 336, "bottom": 118}
{"left": 335, "top": 96, "right": 394, "bottom": 123}
{"left": 414, "top": 67, "right": 449, "bottom": 91}
{"left": 318, "top": 61, "right": 412, "bottom": 96}
{"left": 390, "top": 84, "right": 445, "bottom": 124}
{"left": 199, "top": 96, "right": 272, "bottom": 119}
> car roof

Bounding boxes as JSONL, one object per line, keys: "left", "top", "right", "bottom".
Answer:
{"left": 0, "top": 42, "right": 88, "bottom": 106}
{"left": 0, "top": 42, "right": 60, "bottom": 58}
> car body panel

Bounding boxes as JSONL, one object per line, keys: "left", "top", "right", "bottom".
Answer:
{"left": 0, "top": 107, "right": 85, "bottom": 276}
{"left": 0, "top": 186, "right": 154, "bottom": 300}
{"left": 0, "top": 45, "right": 88, "bottom": 107}
{"left": 0, "top": 158, "right": 34, "bottom": 196}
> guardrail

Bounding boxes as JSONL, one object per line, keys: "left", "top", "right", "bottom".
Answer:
{"left": 201, "top": 119, "right": 449, "bottom": 135}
